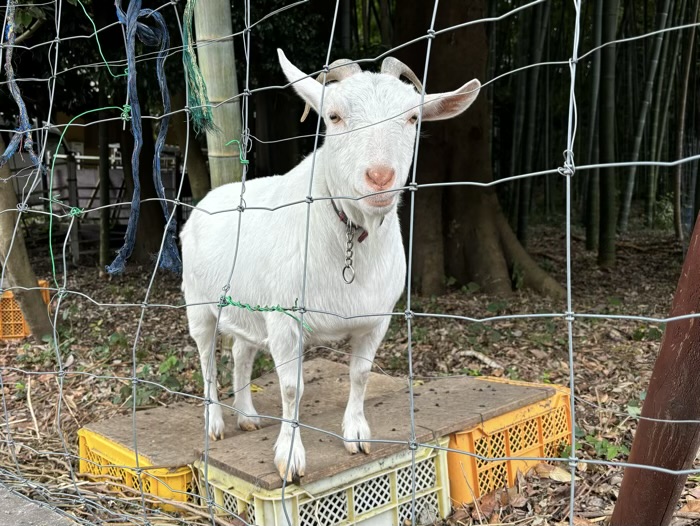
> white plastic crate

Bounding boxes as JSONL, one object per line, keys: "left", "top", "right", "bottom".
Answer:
{"left": 195, "top": 437, "right": 450, "bottom": 526}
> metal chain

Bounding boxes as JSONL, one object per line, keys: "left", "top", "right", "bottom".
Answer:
{"left": 342, "top": 220, "right": 356, "bottom": 284}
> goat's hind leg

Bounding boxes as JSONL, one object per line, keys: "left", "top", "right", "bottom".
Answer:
{"left": 232, "top": 339, "right": 261, "bottom": 431}
{"left": 187, "top": 305, "right": 225, "bottom": 440}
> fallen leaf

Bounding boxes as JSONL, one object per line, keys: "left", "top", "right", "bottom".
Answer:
{"left": 534, "top": 463, "right": 579, "bottom": 482}
{"left": 473, "top": 490, "right": 499, "bottom": 519}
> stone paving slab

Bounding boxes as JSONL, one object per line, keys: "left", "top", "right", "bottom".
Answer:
{"left": 0, "top": 486, "right": 75, "bottom": 526}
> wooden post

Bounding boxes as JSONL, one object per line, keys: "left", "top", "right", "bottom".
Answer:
{"left": 611, "top": 212, "right": 700, "bottom": 526}
{"left": 99, "top": 109, "right": 111, "bottom": 270}
{"left": 66, "top": 154, "right": 80, "bottom": 266}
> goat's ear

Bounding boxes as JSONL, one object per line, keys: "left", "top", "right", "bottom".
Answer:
{"left": 278, "top": 49, "right": 323, "bottom": 115}
{"left": 421, "top": 79, "right": 481, "bottom": 121}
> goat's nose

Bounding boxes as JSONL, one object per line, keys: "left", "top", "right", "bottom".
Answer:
{"left": 365, "top": 166, "right": 396, "bottom": 190}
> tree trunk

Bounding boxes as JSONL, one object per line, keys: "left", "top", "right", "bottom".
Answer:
{"left": 651, "top": 0, "right": 684, "bottom": 226}
{"left": 673, "top": 0, "right": 697, "bottom": 242}
{"left": 516, "top": 3, "right": 550, "bottom": 247}
{"left": 395, "top": 1, "right": 564, "bottom": 299}
{"left": 361, "top": 0, "right": 370, "bottom": 49}
{"left": 341, "top": 0, "right": 352, "bottom": 52}
{"left": 0, "top": 138, "right": 52, "bottom": 341}
{"left": 585, "top": 0, "right": 603, "bottom": 251}
{"left": 611, "top": 210, "right": 700, "bottom": 526}
{"left": 378, "top": 0, "right": 392, "bottom": 48}
{"left": 598, "top": 0, "right": 621, "bottom": 268}
{"left": 194, "top": 0, "right": 243, "bottom": 188}
{"left": 618, "top": 0, "right": 671, "bottom": 233}
{"left": 403, "top": 145, "right": 447, "bottom": 297}
{"left": 170, "top": 91, "right": 210, "bottom": 202}
{"left": 120, "top": 125, "right": 165, "bottom": 263}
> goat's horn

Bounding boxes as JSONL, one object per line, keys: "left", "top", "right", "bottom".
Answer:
{"left": 380, "top": 57, "right": 423, "bottom": 93}
{"left": 301, "top": 59, "right": 362, "bottom": 122}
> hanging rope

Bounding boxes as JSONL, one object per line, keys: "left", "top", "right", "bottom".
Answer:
{"left": 1, "top": 0, "right": 42, "bottom": 172}
{"left": 109, "top": 0, "right": 181, "bottom": 275}
{"left": 183, "top": 0, "right": 215, "bottom": 134}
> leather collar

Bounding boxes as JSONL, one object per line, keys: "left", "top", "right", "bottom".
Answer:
{"left": 331, "top": 199, "right": 368, "bottom": 242}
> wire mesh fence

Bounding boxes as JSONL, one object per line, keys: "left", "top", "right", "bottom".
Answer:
{"left": 1, "top": 0, "right": 700, "bottom": 525}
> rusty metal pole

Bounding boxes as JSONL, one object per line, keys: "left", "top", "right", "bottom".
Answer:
{"left": 611, "top": 213, "right": 700, "bottom": 526}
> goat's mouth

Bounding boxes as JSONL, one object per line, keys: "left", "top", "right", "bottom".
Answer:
{"left": 363, "top": 190, "right": 398, "bottom": 208}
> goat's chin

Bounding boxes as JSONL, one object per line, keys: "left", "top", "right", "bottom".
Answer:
{"left": 362, "top": 194, "right": 398, "bottom": 212}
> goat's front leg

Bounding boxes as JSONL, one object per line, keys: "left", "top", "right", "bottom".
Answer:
{"left": 269, "top": 331, "right": 306, "bottom": 481}
{"left": 344, "top": 324, "right": 388, "bottom": 454}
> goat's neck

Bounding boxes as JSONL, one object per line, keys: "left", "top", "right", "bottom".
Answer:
{"left": 313, "top": 159, "right": 395, "bottom": 238}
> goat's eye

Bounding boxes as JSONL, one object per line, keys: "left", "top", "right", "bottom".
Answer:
{"left": 328, "top": 113, "right": 341, "bottom": 124}
{"left": 409, "top": 114, "right": 419, "bottom": 124}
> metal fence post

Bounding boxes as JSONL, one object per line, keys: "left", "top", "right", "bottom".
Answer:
{"left": 67, "top": 153, "right": 80, "bottom": 266}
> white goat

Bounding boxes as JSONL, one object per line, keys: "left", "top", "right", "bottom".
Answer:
{"left": 181, "top": 49, "right": 480, "bottom": 481}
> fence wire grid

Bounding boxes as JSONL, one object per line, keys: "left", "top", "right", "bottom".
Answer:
{"left": 0, "top": 0, "right": 699, "bottom": 525}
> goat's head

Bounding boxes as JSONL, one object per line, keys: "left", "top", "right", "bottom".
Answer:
{"left": 278, "top": 49, "right": 480, "bottom": 216}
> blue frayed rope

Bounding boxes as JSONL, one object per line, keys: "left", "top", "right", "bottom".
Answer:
{"left": 109, "top": 0, "right": 181, "bottom": 275}
{"left": 1, "top": 0, "right": 43, "bottom": 173}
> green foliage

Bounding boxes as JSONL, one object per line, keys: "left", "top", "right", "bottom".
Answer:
{"left": 14, "top": 4, "right": 47, "bottom": 32}
{"left": 252, "top": 352, "right": 274, "bottom": 380}
{"left": 511, "top": 262, "right": 525, "bottom": 290}
{"left": 505, "top": 366, "right": 521, "bottom": 381}
{"left": 114, "top": 352, "right": 184, "bottom": 406}
{"left": 654, "top": 195, "right": 675, "bottom": 230}
{"left": 13, "top": 382, "right": 26, "bottom": 401}
{"left": 607, "top": 296, "right": 623, "bottom": 307}
{"left": 17, "top": 343, "right": 57, "bottom": 368}
{"left": 632, "top": 325, "right": 663, "bottom": 341}
{"left": 462, "top": 282, "right": 481, "bottom": 294}
{"left": 412, "top": 326, "right": 428, "bottom": 343}
{"left": 487, "top": 300, "right": 509, "bottom": 314}
{"left": 583, "top": 435, "right": 630, "bottom": 460}
{"left": 626, "top": 391, "right": 646, "bottom": 417}
{"left": 458, "top": 368, "right": 482, "bottom": 377}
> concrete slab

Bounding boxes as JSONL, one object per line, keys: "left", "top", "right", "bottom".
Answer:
{"left": 0, "top": 486, "right": 75, "bottom": 525}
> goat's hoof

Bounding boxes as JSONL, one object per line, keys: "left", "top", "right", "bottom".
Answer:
{"left": 277, "top": 461, "right": 304, "bottom": 483}
{"left": 344, "top": 440, "right": 371, "bottom": 455}
{"left": 343, "top": 415, "right": 371, "bottom": 455}
{"left": 238, "top": 415, "right": 261, "bottom": 431}
{"left": 209, "top": 430, "right": 225, "bottom": 441}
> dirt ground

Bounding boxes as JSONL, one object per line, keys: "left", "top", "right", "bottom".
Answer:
{"left": 0, "top": 223, "right": 698, "bottom": 526}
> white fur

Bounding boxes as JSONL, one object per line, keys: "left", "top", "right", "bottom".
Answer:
{"left": 181, "top": 49, "right": 480, "bottom": 481}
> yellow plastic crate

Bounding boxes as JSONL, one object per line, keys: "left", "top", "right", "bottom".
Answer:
{"left": 0, "top": 279, "right": 50, "bottom": 339}
{"left": 77, "top": 428, "right": 195, "bottom": 511}
{"left": 447, "top": 377, "right": 571, "bottom": 504}
{"left": 196, "top": 437, "right": 451, "bottom": 526}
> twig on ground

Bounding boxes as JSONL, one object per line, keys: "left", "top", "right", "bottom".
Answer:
{"left": 464, "top": 350, "right": 504, "bottom": 369}
{"left": 26, "top": 377, "right": 40, "bottom": 439}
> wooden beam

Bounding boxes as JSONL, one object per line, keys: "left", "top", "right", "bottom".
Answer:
{"left": 611, "top": 212, "right": 700, "bottom": 526}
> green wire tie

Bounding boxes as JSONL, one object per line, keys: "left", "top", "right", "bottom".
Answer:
{"left": 219, "top": 296, "right": 312, "bottom": 332}
{"left": 225, "top": 139, "right": 250, "bottom": 164}
{"left": 69, "top": 207, "right": 83, "bottom": 217}
{"left": 121, "top": 105, "right": 131, "bottom": 122}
